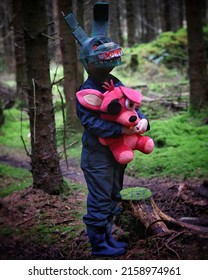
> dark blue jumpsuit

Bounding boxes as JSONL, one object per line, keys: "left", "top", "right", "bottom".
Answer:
{"left": 76, "top": 74, "right": 149, "bottom": 229}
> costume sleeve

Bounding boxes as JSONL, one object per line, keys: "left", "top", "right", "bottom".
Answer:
{"left": 76, "top": 99, "right": 122, "bottom": 138}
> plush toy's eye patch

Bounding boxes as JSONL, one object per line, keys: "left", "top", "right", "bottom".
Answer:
{"left": 125, "top": 99, "right": 136, "bottom": 110}
{"left": 107, "top": 99, "right": 122, "bottom": 115}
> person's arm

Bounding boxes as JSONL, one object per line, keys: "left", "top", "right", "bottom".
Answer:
{"left": 76, "top": 99, "right": 123, "bottom": 138}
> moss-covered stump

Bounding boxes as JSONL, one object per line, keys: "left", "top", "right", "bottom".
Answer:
{"left": 120, "top": 187, "right": 170, "bottom": 236}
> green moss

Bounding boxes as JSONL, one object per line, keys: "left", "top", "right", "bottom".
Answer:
{"left": 0, "top": 226, "right": 21, "bottom": 237}
{"left": 0, "top": 162, "right": 30, "bottom": 179}
{"left": 0, "top": 108, "right": 30, "bottom": 149}
{"left": 0, "top": 163, "right": 32, "bottom": 197}
{"left": 127, "top": 113, "right": 208, "bottom": 178}
{"left": 120, "top": 187, "right": 152, "bottom": 201}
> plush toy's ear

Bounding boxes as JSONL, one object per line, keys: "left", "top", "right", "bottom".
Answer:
{"left": 76, "top": 89, "right": 104, "bottom": 110}
{"left": 120, "top": 86, "right": 142, "bottom": 104}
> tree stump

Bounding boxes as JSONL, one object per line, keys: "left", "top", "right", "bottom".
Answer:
{"left": 120, "top": 187, "right": 170, "bottom": 236}
{"left": 121, "top": 187, "right": 208, "bottom": 236}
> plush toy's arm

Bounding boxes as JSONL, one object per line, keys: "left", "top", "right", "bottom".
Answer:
{"left": 135, "top": 108, "right": 150, "bottom": 131}
{"left": 76, "top": 99, "right": 123, "bottom": 138}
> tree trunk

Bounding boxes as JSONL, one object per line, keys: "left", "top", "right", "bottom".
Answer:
{"left": 23, "top": 0, "right": 64, "bottom": 194}
{"left": 170, "top": 0, "right": 185, "bottom": 32}
{"left": 125, "top": 0, "right": 135, "bottom": 46}
{"left": 159, "top": 0, "right": 171, "bottom": 31}
{"left": 1, "top": 0, "right": 15, "bottom": 73}
{"left": 76, "top": 0, "right": 84, "bottom": 89}
{"left": 109, "top": 0, "right": 121, "bottom": 44}
{"left": 185, "top": 0, "right": 208, "bottom": 112}
{"left": 58, "top": 0, "right": 81, "bottom": 127}
{"left": 144, "top": 0, "right": 158, "bottom": 42}
{"left": 12, "top": 0, "right": 27, "bottom": 104}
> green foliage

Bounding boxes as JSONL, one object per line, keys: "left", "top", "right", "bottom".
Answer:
{"left": 132, "top": 28, "right": 188, "bottom": 70}
{"left": 112, "top": 31, "right": 189, "bottom": 90}
{"left": 127, "top": 113, "right": 208, "bottom": 178}
{"left": 0, "top": 163, "right": 32, "bottom": 197}
{"left": 0, "top": 108, "right": 30, "bottom": 149}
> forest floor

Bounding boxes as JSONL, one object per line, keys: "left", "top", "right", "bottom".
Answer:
{"left": 0, "top": 155, "right": 208, "bottom": 260}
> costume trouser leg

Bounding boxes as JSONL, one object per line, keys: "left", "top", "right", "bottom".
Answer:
{"left": 82, "top": 159, "right": 126, "bottom": 227}
{"left": 81, "top": 150, "right": 126, "bottom": 255}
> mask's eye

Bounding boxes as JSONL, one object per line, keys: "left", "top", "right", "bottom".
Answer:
{"left": 125, "top": 99, "right": 136, "bottom": 110}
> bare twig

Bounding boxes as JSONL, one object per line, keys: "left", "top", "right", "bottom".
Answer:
{"left": 51, "top": 61, "right": 60, "bottom": 87}
{"left": 51, "top": 77, "right": 65, "bottom": 87}
{"left": 41, "top": 32, "right": 63, "bottom": 41}
{"left": 20, "top": 97, "right": 30, "bottom": 157}
{"left": 59, "top": 141, "right": 79, "bottom": 157}
{"left": 16, "top": 216, "right": 33, "bottom": 227}
{"left": 32, "top": 78, "right": 36, "bottom": 144}
{"left": 20, "top": 135, "right": 30, "bottom": 157}
{"left": 57, "top": 85, "right": 68, "bottom": 169}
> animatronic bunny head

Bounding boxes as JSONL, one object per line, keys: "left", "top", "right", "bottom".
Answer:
{"left": 64, "top": 2, "right": 123, "bottom": 71}
{"left": 76, "top": 80, "right": 142, "bottom": 127}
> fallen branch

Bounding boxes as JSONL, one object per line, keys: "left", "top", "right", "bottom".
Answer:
{"left": 151, "top": 198, "right": 208, "bottom": 234}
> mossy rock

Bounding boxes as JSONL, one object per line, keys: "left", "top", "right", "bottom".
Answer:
{"left": 120, "top": 187, "right": 152, "bottom": 201}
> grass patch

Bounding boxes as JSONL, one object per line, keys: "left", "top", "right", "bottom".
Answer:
{"left": 27, "top": 223, "right": 82, "bottom": 245}
{"left": 0, "top": 163, "right": 32, "bottom": 197}
{"left": 127, "top": 112, "right": 208, "bottom": 178}
{"left": 0, "top": 108, "right": 30, "bottom": 149}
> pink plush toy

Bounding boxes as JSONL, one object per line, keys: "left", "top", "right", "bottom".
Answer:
{"left": 76, "top": 81, "right": 154, "bottom": 164}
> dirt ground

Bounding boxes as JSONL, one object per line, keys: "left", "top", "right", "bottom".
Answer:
{"left": 0, "top": 156, "right": 208, "bottom": 260}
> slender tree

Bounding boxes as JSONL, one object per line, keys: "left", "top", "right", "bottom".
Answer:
{"left": 58, "top": 0, "right": 81, "bottom": 127}
{"left": 144, "top": 0, "right": 158, "bottom": 42}
{"left": 1, "top": 0, "right": 15, "bottom": 73}
{"left": 23, "top": 0, "right": 64, "bottom": 194}
{"left": 109, "top": 0, "right": 122, "bottom": 45}
{"left": 75, "top": 0, "right": 84, "bottom": 85}
{"left": 159, "top": 0, "right": 171, "bottom": 31}
{"left": 12, "top": 0, "right": 27, "bottom": 103}
{"left": 185, "top": 0, "right": 208, "bottom": 112}
{"left": 125, "top": 0, "right": 135, "bottom": 46}
{"left": 170, "top": 0, "right": 184, "bottom": 32}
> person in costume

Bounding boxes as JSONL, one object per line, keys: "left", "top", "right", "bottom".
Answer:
{"left": 64, "top": 2, "right": 151, "bottom": 257}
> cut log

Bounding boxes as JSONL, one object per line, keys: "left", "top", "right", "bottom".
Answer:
{"left": 121, "top": 187, "right": 208, "bottom": 236}
{"left": 120, "top": 187, "right": 170, "bottom": 236}
{"left": 129, "top": 200, "right": 170, "bottom": 235}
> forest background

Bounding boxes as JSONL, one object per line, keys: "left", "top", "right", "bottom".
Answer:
{"left": 0, "top": 0, "right": 208, "bottom": 260}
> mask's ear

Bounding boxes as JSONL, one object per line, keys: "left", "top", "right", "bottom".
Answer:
{"left": 76, "top": 89, "right": 104, "bottom": 110}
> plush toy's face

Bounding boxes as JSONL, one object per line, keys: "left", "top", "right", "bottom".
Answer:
{"left": 76, "top": 85, "right": 142, "bottom": 127}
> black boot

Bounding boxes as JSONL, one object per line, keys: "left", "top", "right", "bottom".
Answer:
{"left": 87, "top": 226, "right": 126, "bottom": 256}
{"left": 105, "top": 219, "right": 128, "bottom": 249}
